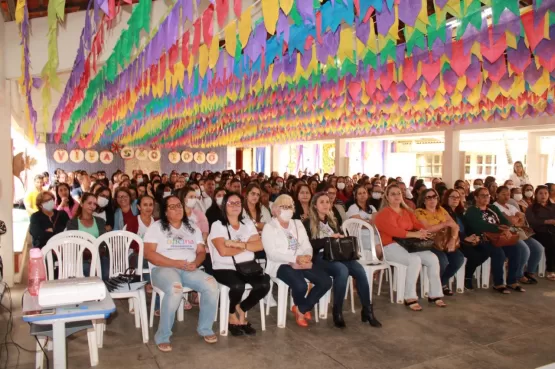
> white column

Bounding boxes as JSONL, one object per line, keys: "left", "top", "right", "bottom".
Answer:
{"left": 0, "top": 17, "right": 15, "bottom": 286}
{"left": 527, "top": 132, "right": 542, "bottom": 186}
{"left": 442, "top": 127, "right": 462, "bottom": 187}
{"left": 226, "top": 146, "right": 236, "bottom": 171}
{"left": 270, "top": 145, "right": 281, "bottom": 174}
{"left": 334, "top": 138, "right": 348, "bottom": 176}
{"left": 382, "top": 140, "right": 390, "bottom": 176}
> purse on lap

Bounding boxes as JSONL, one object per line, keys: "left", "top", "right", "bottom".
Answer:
{"left": 393, "top": 231, "right": 435, "bottom": 253}
{"left": 323, "top": 237, "right": 359, "bottom": 261}
{"left": 226, "top": 226, "right": 264, "bottom": 277}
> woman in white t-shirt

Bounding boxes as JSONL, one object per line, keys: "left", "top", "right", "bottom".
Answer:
{"left": 262, "top": 195, "right": 331, "bottom": 328}
{"left": 208, "top": 193, "right": 270, "bottom": 337}
{"left": 509, "top": 161, "right": 531, "bottom": 188}
{"left": 346, "top": 185, "right": 378, "bottom": 251}
{"left": 493, "top": 186, "right": 543, "bottom": 284}
{"left": 144, "top": 195, "right": 219, "bottom": 352}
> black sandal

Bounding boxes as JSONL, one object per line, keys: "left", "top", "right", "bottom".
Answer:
{"left": 228, "top": 324, "right": 245, "bottom": 337}
{"left": 524, "top": 273, "right": 538, "bottom": 284}
{"left": 507, "top": 284, "right": 526, "bottom": 292}
{"left": 428, "top": 297, "right": 447, "bottom": 307}
{"left": 442, "top": 287, "right": 454, "bottom": 296}
{"left": 493, "top": 286, "right": 511, "bottom": 294}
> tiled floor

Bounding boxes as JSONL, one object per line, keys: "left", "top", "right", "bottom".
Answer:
{"left": 2, "top": 279, "right": 555, "bottom": 369}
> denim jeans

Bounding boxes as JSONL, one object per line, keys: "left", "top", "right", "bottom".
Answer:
{"left": 517, "top": 238, "right": 543, "bottom": 275}
{"left": 277, "top": 264, "right": 332, "bottom": 314}
{"left": 483, "top": 242, "right": 526, "bottom": 286}
{"left": 314, "top": 252, "right": 371, "bottom": 308}
{"left": 151, "top": 267, "right": 218, "bottom": 345}
{"left": 429, "top": 248, "right": 466, "bottom": 287}
{"left": 83, "top": 255, "right": 110, "bottom": 280}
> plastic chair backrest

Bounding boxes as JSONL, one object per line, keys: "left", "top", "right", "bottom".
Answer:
{"left": 41, "top": 238, "right": 99, "bottom": 280}
{"left": 48, "top": 230, "right": 97, "bottom": 245}
{"left": 95, "top": 231, "right": 144, "bottom": 279}
{"left": 341, "top": 219, "right": 383, "bottom": 264}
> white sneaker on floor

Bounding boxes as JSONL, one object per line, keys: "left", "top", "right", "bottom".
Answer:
{"left": 265, "top": 294, "right": 277, "bottom": 307}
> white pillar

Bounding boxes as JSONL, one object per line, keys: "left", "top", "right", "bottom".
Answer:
{"left": 334, "top": 138, "right": 348, "bottom": 176}
{"left": 442, "top": 127, "right": 463, "bottom": 187}
{"left": 527, "top": 132, "right": 542, "bottom": 186}
{"left": 382, "top": 140, "right": 390, "bottom": 176}
{"left": 270, "top": 145, "right": 281, "bottom": 174}
{"left": 0, "top": 17, "right": 15, "bottom": 286}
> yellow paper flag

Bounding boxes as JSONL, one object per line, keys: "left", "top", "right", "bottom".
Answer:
{"left": 338, "top": 26, "right": 354, "bottom": 61}
{"left": 199, "top": 44, "right": 209, "bottom": 78}
{"left": 225, "top": 22, "right": 237, "bottom": 57}
{"left": 280, "top": 0, "right": 294, "bottom": 15}
{"left": 15, "top": 0, "right": 25, "bottom": 24}
{"left": 239, "top": 9, "right": 252, "bottom": 49}
{"left": 262, "top": 0, "right": 279, "bottom": 35}
{"left": 209, "top": 34, "right": 220, "bottom": 69}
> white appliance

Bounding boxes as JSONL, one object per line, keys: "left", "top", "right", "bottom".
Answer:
{"left": 38, "top": 277, "right": 106, "bottom": 307}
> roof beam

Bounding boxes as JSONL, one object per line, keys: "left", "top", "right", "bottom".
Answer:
{"left": 5, "top": 0, "right": 15, "bottom": 21}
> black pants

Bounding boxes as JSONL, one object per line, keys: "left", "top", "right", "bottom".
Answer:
{"left": 202, "top": 254, "right": 214, "bottom": 276}
{"left": 212, "top": 269, "right": 271, "bottom": 314}
{"left": 533, "top": 232, "right": 555, "bottom": 273}
{"left": 460, "top": 243, "right": 491, "bottom": 283}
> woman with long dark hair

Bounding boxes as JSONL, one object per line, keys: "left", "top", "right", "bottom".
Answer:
{"left": 526, "top": 185, "right": 555, "bottom": 281}
{"left": 293, "top": 184, "right": 312, "bottom": 221}
{"left": 55, "top": 183, "right": 79, "bottom": 218}
{"left": 208, "top": 193, "right": 270, "bottom": 337}
{"left": 144, "top": 195, "right": 219, "bottom": 352}
{"left": 94, "top": 186, "right": 115, "bottom": 231}
{"left": 243, "top": 183, "right": 272, "bottom": 233}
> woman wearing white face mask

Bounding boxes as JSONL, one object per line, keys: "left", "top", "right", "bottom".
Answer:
{"left": 522, "top": 184, "right": 535, "bottom": 211}
{"left": 204, "top": 188, "right": 228, "bottom": 274}
{"left": 262, "top": 195, "right": 332, "bottom": 328}
{"left": 190, "top": 183, "right": 212, "bottom": 212}
{"left": 178, "top": 187, "right": 209, "bottom": 242}
{"left": 30, "top": 191, "right": 70, "bottom": 249}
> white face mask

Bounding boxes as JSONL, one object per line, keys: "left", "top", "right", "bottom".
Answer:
{"left": 200, "top": 185, "right": 205, "bottom": 192}
{"left": 186, "top": 198, "right": 197, "bottom": 208}
{"left": 195, "top": 189, "right": 201, "bottom": 197}
{"left": 337, "top": 183, "right": 346, "bottom": 190}
{"left": 216, "top": 197, "right": 224, "bottom": 206}
{"left": 97, "top": 197, "right": 109, "bottom": 208}
{"left": 507, "top": 185, "right": 514, "bottom": 190}
{"left": 513, "top": 194, "right": 523, "bottom": 201}
{"left": 372, "top": 192, "right": 383, "bottom": 200}
{"left": 163, "top": 191, "right": 172, "bottom": 198}
{"left": 525, "top": 191, "right": 534, "bottom": 198}
{"left": 405, "top": 189, "right": 413, "bottom": 200}
{"left": 279, "top": 209, "right": 294, "bottom": 222}
{"left": 473, "top": 185, "right": 482, "bottom": 190}
{"left": 277, "top": 182, "right": 284, "bottom": 188}
{"left": 215, "top": 177, "right": 221, "bottom": 183}
{"left": 42, "top": 200, "right": 55, "bottom": 212}
{"left": 137, "top": 178, "right": 143, "bottom": 184}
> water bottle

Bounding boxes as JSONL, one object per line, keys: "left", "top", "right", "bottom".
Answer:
{"left": 28, "top": 248, "right": 46, "bottom": 296}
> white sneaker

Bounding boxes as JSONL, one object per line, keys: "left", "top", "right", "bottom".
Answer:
{"left": 264, "top": 294, "right": 277, "bottom": 307}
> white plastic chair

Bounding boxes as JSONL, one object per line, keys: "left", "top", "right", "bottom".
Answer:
{"left": 538, "top": 249, "right": 547, "bottom": 278}
{"left": 207, "top": 236, "right": 266, "bottom": 336}
{"left": 342, "top": 219, "right": 394, "bottom": 305}
{"left": 449, "top": 258, "right": 467, "bottom": 293}
{"left": 48, "top": 230, "right": 100, "bottom": 277}
{"left": 265, "top": 277, "right": 320, "bottom": 327}
{"left": 94, "top": 231, "right": 149, "bottom": 345}
{"left": 37, "top": 238, "right": 99, "bottom": 368}
{"left": 421, "top": 257, "right": 467, "bottom": 297}
{"left": 475, "top": 258, "right": 491, "bottom": 288}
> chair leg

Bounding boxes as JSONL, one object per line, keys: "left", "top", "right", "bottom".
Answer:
{"left": 387, "top": 267, "right": 394, "bottom": 304}
{"left": 481, "top": 259, "right": 491, "bottom": 289}
{"left": 395, "top": 267, "right": 407, "bottom": 304}
{"left": 265, "top": 281, "right": 274, "bottom": 316}
{"left": 133, "top": 297, "right": 141, "bottom": 328}
{"left": 367, "top": 268, "right": 374, "bottom": 304}
{"left": 349, "top": 277, "right": 355, "bottom": 313}
{"left": 149, "top": 291, "right": 157, "bottom": 328}
{"left": 319, "top": 290, "right": 330, "bottom": 320}
{"left": 259, "top": 299, "right": 266, "bottom": 332}
{"left": 219, "top": 286, "right": 230, "bottom": 336}
{"left": 377, "top": 270, "right": 384, "bottom": 296}
{"left": 35, "top": 336, "right": 46, "bottom": 369}
{"left": 87, "top": 327, "right": 99, "bottom": 366}
{"left": 177, "top": 298, "right": 184, "bottom": 322}
{"left": 138, "top": 289, "right": 149, "bottom": 343}
{"left": 277, "top": 283, "right": 288, "bottom": 328}
{"left": 314, "top": 299, "right": 319, "bottom": 323}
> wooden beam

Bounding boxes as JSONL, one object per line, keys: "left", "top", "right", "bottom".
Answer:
{"left": 5, "top": 0, "right": 15, "bottom": 21}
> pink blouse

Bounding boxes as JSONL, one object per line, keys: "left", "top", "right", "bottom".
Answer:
{"left": 57, "top": 202, "right": 80, "bottom": 219}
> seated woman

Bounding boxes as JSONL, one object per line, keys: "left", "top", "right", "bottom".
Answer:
{"left": 304, "top": 192, "right": 380, "bottom": 328}
{"left": 29, "top": 191, "right": 70, "bottom": 249}
{"left": 464, "top": 187, "right": 528, "bottom": 293}
{"left": 114, "top": 188, "right": 139, "bottom": 231}
{"left": 144, "top": 195, "right": 219, "bottom": 352}
{"left": 94, "top": 187, "right": 115, "bottom": 231}
{"left": 209, "top": 193, "right": 271, "bottom": 336}
{"left": 493, "top": 186, "right": 543, "bottom": 284}
{"left": 178, "top": 187, "right": 209, "bottom": 241}
{"left": 415, "top": 189, "right": 465, "bottom": 296}
{"left": 522, "top": 184, "right": 535, "bottom": 211}
{"left": 55, "top": 183, "right": 79, "bottom": 218}
{"left": 526, "top": 186, "right": 555, "bottom": 281}
{"left": 263, "top": 195, "right": 332, "bottom": 328}
{"left": 442, "top": 189, "right": 490, "bottom": 290}
{"left": 243, "top": 183, "right": 272, "bottom": 234}
{"left": 205, "top": 188, "right": 227, "bottom": 230}
{"left": 346, "top": 185, "right": 378, "bottom": 252}
{"left": 374, "top": 185, "right": 446, "bottom": 311}
{"left": 322, "top": 184, "right": 347, "bottom": 225}
{"left": 487, "top": 181, "right": 498, "bottom": 204}
{"left": 510, "top": 161, "right": 531, "bottom": 188}
{"left": 293, "top": 184, "right": 312, "bottom": 221}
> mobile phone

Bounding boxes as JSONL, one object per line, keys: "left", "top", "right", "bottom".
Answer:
{"left": 24, "top": 308, "right": 56, "bottom": 317}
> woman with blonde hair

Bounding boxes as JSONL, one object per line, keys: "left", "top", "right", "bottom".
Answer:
{"left": 375, "top": 185, "right": 445, "bottom": 311}
{"left": 304, "top": 192, "right": 381, "bottom": 328}
{"left": 510, "top": 161, "right": 531, "bottom": 188}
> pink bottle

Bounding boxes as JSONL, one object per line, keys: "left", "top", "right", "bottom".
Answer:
{"left": 28, "top": 248, "right": 46, "bottom": 296}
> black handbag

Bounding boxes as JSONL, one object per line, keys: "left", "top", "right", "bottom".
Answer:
{"left": 226, "top": 226, "right": 264, "bottom": 277}
{"left": 323, "top": 236, "right": 359, "bottom": 261}
{"left": 393, "top": 237, "right": 435, "bottom": 253}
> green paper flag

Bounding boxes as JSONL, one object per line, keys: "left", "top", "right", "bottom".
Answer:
{"left": 492, "top": 0, "right": 519, "bottom": 25}
{"left": 457, "top": 0, "right": 482, "bottom": 40}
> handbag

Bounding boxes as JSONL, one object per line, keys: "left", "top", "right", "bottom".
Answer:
{"left": 104, "top": 268, "right": 141, "bottom": 292}
{"left": 393, "top": 234, "right": 435, "bottom": 253}
{"left": 514, "top": 226, "right": 535, "bottom": 241}
{"left": 433, "top": 228, "right": 461, "bottom": 251}
{"left": 323, "top": 237, "right": 359, "bottom": 261}
{"left": 226, "top": 226, "right": 264, "bottom": 277}
{"left": 483, "top": 231, "right": 519, "bottom": 247}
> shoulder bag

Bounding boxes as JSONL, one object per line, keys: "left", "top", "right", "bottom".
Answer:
{"left": 323, "top": 236, "right": 359, "bottom": 261}
{"left": 393, "top": 233, "right": 435, "bottom": 253}
{"left": 227, "top": 225, "right": 264, "bottom": 277}
{"left": 481, "top": 209, "right": 519, "bottom": 247}
{"left": 433, "top": 227, "right": 461, "bottom": 251}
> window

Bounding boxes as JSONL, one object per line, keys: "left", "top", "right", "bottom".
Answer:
{"left": 416, "top": 153, "right": 442, "bottom": 179}
{"left": 464, "top": 154, "right": 497, "bottom": 179}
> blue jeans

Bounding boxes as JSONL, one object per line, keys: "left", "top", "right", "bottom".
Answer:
{"left": 429, "top": 249, "right": 465, "bottom": 287}
{"left": 83, "top": 255, "right": 110, "bottom": 280}
{"left": 517, "top": 238, "right": 543, "bottom": 275}
{"left": 151, "top": 267, "right": 218, "bottom": 345}
{"left": 314, "top": 252, "right": 371, "bottom": 307}
{"left": 483, "top": 242, "right": 526, "bottom": 286}
{"left": 277, "top": 264, "right": 332, "bottom": 314}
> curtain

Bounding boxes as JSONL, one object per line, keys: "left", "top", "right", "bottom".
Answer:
{"left": 255, "top": 147, "right": 266, "bottom": 173}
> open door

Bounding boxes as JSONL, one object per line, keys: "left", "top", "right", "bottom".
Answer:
{"left": 236, "top": 148, "right": 243, "bottom": 171}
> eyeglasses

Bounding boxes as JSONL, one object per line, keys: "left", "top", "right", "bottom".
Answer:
{"left": 167, "top": 204, "right": 183, "bottom": 210}
{"left": 425, "top": 195, "right": 438, "bottom": 200}
{"left": 227, "top": 201, "right": 242, "bottom": 207}
{"left": 279, "top": 205, "right": 294, "bottom": 210}
{"left": 478, "top": 194, "right": 491, "bottom": 198}
{"left": 117, "top": 195, "right": 130, "bottom": 200}
{"left": 449, "top": 196, "right": 461, "bottom": 200}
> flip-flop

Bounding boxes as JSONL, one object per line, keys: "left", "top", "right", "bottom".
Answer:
{"left": 428, "top": 297, "right": 447, "bottom": 308}
{"left": 203, "top": 334, "right": 218, "bottom": 344}
{"left": 507, "top": 284, "right": 526, "bottom": 292}
{"left": 404, "top": 300, "right": 422, "bottom": 311}
{"left": 493, "top": 286, "right": 511, "bottom": 294}
{"left": 157, "top": 343, "right": 172, "bottom": 352}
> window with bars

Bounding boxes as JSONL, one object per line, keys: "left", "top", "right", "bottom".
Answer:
{"left": 464, "top": 154, "right": 497, "bottom": 178}
{"left": 416, "top": 153, "right": 442, "bottom": 178}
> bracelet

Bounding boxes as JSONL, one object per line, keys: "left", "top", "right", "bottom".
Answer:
{"left": 244, "top": 242, "right": 248, "bottom": 250}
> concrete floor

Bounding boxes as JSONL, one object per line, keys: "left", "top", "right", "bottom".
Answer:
{"left": 2, "top": 280, "right": 555, "bottom": 369}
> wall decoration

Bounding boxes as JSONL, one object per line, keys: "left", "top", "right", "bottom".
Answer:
{"left": 85, "top": 150, "right": 99, "bottom": 163}
{"left": 135, "top": 148, "right": 148, "bottom": 161}
{"left": 121, "top": 147, "right": 134, "bottom": 160}
{"left": 148, "top": 149, "right": 161, "bottom": 162}
{"left": 181, "top": 150, "right": 193, "bottom": 163}
{"left": 100, "top": 150, "right": 114, "bottom": 164}
{"left": 206, "top": 152, "right": 218, "bottom": 165}
{"left": 323, "top": 144, "right": 335, "bottom": 174}
{"left": 69, "top": 149, "right": 84, "bottom": 163}
{"left": 168, "top": 151, "right": 181, "bottom": 164}
{"left": 194, "top": 151, "right": 206, "bottom": 164}
{"left": 53, "top": 149, "right": 69, "bottom": 163}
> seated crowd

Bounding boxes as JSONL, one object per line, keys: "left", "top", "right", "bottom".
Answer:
{"left": 26, "top": 161, "right": 555, "bottom": 352}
